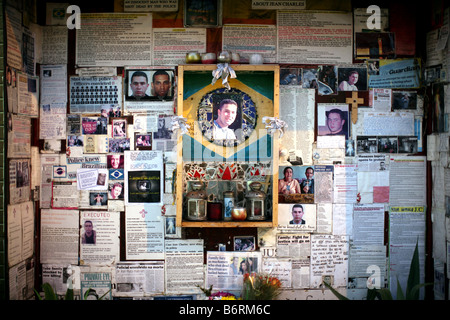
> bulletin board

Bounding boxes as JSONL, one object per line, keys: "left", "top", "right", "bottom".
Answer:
{"left": 176, "top": 64, "right": 280, "bottom": 228}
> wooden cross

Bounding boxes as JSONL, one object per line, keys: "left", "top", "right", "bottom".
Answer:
{"left": 346, "top": 91, "right": 364, "bottom": 124}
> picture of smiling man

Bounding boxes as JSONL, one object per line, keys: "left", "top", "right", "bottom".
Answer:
{"left": 213, "top": 99, "right": 238, "bottom": 140}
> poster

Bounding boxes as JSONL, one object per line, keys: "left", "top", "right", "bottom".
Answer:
{"left": 76, "top": 13, "right": 152, "bottom": 67}
{"left": 69, "top": 76, "right": 122, "bottom": 114}
{"left": 125, "top": 150, "right": 163, "bottom": 205}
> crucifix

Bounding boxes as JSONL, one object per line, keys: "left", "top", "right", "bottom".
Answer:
{"left": 346, "top": 91, "right": 364, "bottom": 124}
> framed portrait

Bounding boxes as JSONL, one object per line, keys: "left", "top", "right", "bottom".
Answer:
{"left": 277, "top": 203, "right": 316, "bottom": 232}
{"left": 184, "top": 0, "right": 221, "bottom": 27}
{"left": 108, "top": 181, "right": 124, "bottom": 200}
{"left": 127, "top": 170, "right": 161, "bottom": 203}
{"left": 134, "top": 133, "right": 152, "bottom": 149}
{"left": 81, "top": 116, "right": 107, "bottom": 135}
{"left": 278, "top": 165, "right": 315, "bottom": 204}
{"left": 107, "top": 154, "right": 124, "bottom": 169}
{"left": 233, "top": 236, "right": 256, "bottom": 251}
{"left": 112, "top": 118, "right": 127, "bottom": 138}
{"left": 89, "top": 191, "right": 108, "bottom": 207}
{"left": 317, "top": 104, "right": 350, "bottom": 140}
{"left": 337, "top": 66, "right": 368, "bottom": 92}
{"left": 124, "top": 68, "right": 175, "bottom": 102}
{"left": 197, "top": 88, "right": 256, "bottom": 147}
{"left": 392, "top": 91, "right": 418, "bottom": 110}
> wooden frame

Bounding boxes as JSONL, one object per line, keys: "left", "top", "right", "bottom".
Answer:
{"left": 176, "top": 64, "right": 280, "bottom": 227}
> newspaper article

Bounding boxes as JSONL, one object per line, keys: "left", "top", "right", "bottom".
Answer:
{"left": 40, "top": 154, "right": 61, "bottom": 208}
{"left": 115, "top": 261, "right": 165, "bottom": 296}
{"left": 124, "top": 0, "right": 178, "bottom": 12}
{"left": 69, "top": 76, "right": 123, "bottom": 114}
{"left": 261, "top": 258, "right": 292, "bottom": 287}
{"left": 277, "top": 203, "right": 317, "bottom": 232}
{"left": 277, "top": 11, "right": 353, "bottom": 64}
{"left": 76, "top": 13, "right": 152, "bottom": 67}
{"left": 362, "top": 111, "right": 415, "bottom": 136}
{"left": 40, "top": 209, "right": 79, "bottom": 264}
{"left": 291, "top": 258, "right": 311, "bottom": 289}
{"left": 5, "top": 5, "right": 23, "bottom": 71}
{"left": 42, "top": 26, "right": 68, "bottom": 64}
{"left": 40, "top": 64, "right": 67, "bottom": 103}
{"left": 279, "top": 87, "right": 315, "bottom": 165}
{"left": 39, "top": 102, "right": 67, "bottom": 140}
{"left": 352, "top": 204, "right": 385, "bottom": 246}
{"left": 389, "top": 155, "right": 426, "bottom": 206}
{"left": 206, "top": 251, "right": 261, "bottom": 291}
{"left": 8, "top": 114, "right": 31, "bottom": 159}
{"left": 316, "top": 203, "right": 333, "bottom": 234}
{"left": 51, "top": 181, "right": 79, "bottom": 209}
{"left": 7, "top": 201, "right": 34, "bottom": 267}
{"left": 8, "top": 258, "right": 34, "bottom": 300}
{"left": 314, "top": 165, "right": 334, "bottom": 203}
{"left": 17, "top": 72, "right": 39, "bottom": 117}
{"left": 310, "top": 234, "right": 349, "bottom": 288}
{"left": 80, "top": 211, "right": 120, "bottom": 265}
{"left": 348, "top": 244, "right": 387, "bottom": 289}
{"left": 153, "top": 28, "right": 206, "bottom": 65}
{"left": 125, "top": 150, "right": 164, "bottom": 205}
{"left": 9, "top": 158, "right": 31, "bottom": 205}
{"left": 333, "top": 164, "right": 357, "bottom": 204}
{"left": 276, "top": 233, "right": 310, "bottom": 257}
{"left": 389, "top": 206, "right": 426, "bottom": 298}
{"left": 222, "top": 24, "right": 277, "bottom": 63}
{"left": 125, "top": 204, "right": 164, "bottom": 260}
{"left": 332, "top": 203, "right": 353, "bottom": 236}
{"left": 165, "top": 239, "right": 204, "bottom": 294}
{"left": 80, "top": 271, "right": 113, "bottom": 300}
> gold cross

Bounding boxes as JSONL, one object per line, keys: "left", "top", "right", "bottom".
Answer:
{"left": 346, "top": 91, "right": 364, "bottom": 124}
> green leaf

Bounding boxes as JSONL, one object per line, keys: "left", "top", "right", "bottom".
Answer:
{"left": 99, "top": 289, "right": 111, "bottom": 300}
{"left": 34, "top": 288, "right": 43, "bottom": 300}
{"left": 322, "top": 281, "right": 349, "bottom": 300}
{"left": 405, "top": 241, "right": 421, "bottom": 299}
{"left": 42, "top": 283, "right": 58, "bottom": 300}
{"left": 83, "top": 288, "right": 91, "bottom": 300}
{"left": 366, "top": 288, "right": 379, "bottom": 300}
{"left": 65, "top": 288, "right": 74, "bottom": 300}
{"left": 396, "top": 279, "right": 405, "bottom": 300}
{"left": 377, "top": 288, "right": 394, "bottom": 300}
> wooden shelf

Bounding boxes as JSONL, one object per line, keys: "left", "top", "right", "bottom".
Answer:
{"left": 180, "top": 220, "right": 275, "bottom": 228}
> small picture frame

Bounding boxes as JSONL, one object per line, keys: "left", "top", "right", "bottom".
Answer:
{"left": 134, "top": 133, "right": 152, "bottom": 149}
{"left": 125, "top": 68, "right": 175, "bottom": 102}
{"left": 233, "top": 236, "right": 256, "bottom": 251}
{"left": 184, "top": 0, "right": 221, "bottom": 27}
{"left": 112, "top": 118, "right": 127, "bottom": 138}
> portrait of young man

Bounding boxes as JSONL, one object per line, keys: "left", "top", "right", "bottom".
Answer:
{"left": 211, "top": 96, "right": 242, "bottom": 143}
{"left": 126, "top": 69, "right": 174, "bottom": 101}
{"left": 318, "top": 105, "right": 349, "bottom": 140}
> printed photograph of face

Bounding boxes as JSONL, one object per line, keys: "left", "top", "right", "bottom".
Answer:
{"left": 126, "top": 69, "right": 174, "bottom": 101}
{"left": 317, "top": 104, "right": 349, "bottom": 140}
{"left": 211, "top": 95, "right": 242, "bottom": 142}
{"left": 278, "top": 203, "right": 317, "bottom": 231}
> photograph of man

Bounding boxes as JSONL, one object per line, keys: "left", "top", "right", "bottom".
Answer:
{"left": 128, "top": 71, "right": 151, "bottom": 100}
{"left": 81, "top": 220, "right": 96, "bottom": 244}
{"left": 109, "top": 182, "right": 124, "bottom": 199}
{"left": 151, "top": 70, "right": 172, "bottom": 100}
{"left": 300, "top": 167, "right": 314, "bottom": 194}
{"left": 338, "top": 70, "right": 359, "bottom": 91}
{"left": 289, "top": 204, "right": 306, "bottom": 225}
{"left": 278, "top": 166, "right": 301, "bottom": 195}
{"left": 324, "top": 108, "right": 349, "bottom": 139}
{"left": 107, "top": 154, "right": 123, "bottom": 169}
{"left": 213, "top": 99, "right": 238, "bottom": 140}
{"left": 337, "top": 67, "right": 367, "bottom": 91}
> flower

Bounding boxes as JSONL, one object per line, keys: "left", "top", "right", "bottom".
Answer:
{"left": 209, "top": 291, "right": 238, "bottom": 300}
{"left": 242, "top": 272, "right": 282, "bottom": 300}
